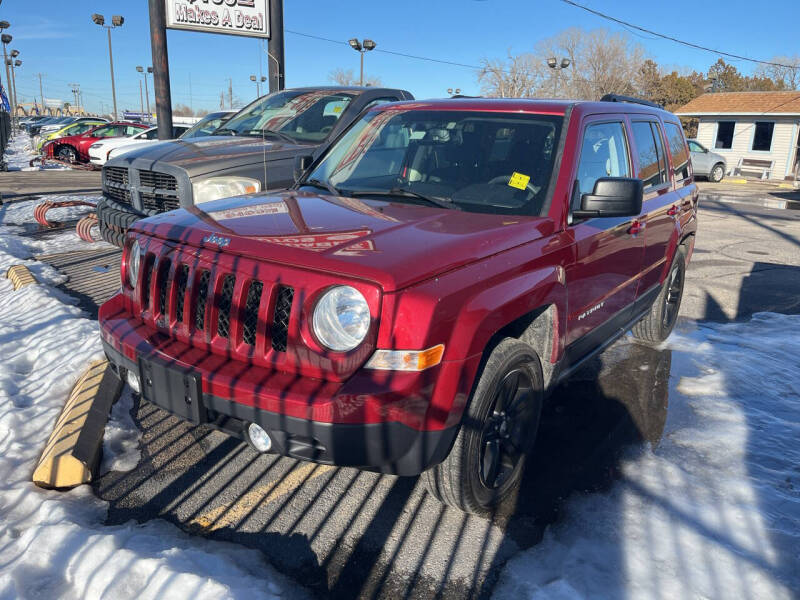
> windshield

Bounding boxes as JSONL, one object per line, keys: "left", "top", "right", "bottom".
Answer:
{"left": 180, "top": 112, "right": 230, "bottom": 139}
{"left": 215, "top": 90, "right": 354, "bottom": 142}
{"left": 305, "top": 109, "right": 563, "bottom": 216}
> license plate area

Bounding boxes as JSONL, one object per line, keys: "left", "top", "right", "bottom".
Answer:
{"left": 139, "top": 357, "right": 206, "bottom": 424}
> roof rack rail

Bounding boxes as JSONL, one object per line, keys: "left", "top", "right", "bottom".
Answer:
{"left": 600, "top": 94, "right": 663, "bottom": 109}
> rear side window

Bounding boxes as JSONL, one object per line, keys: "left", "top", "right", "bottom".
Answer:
{"left": 631, "top": 121, "right": 667, "bottom": 188}
{"left": 575, "top": 122, "right": 630, "bottom": 198}
{"left": 665, "top": 123, "right": 690, "bottom": 181}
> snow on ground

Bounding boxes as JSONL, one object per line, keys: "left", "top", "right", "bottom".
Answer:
{"left": 0, "top": 222, "right": 306, "bottom": 599}
{"left": 494, "top": 314, "right": 800, "bottom": 600}
{"left": 2, "top": 131, "right": 68, "bottom": 171}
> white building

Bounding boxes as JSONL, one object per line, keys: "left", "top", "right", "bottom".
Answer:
{"left": 676, "top": 91, "right": 800, "bottom": 181}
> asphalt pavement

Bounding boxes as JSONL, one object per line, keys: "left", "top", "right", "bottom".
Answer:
{"left": 6, "top": 171, "right": 799, "bottom": 599}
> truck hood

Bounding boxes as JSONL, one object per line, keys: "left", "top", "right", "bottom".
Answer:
{"left": 115, "top": 135, "right": 313, "bottom": 177}
{"left": 133, "top": 191, "right": 555, "bottom": 292}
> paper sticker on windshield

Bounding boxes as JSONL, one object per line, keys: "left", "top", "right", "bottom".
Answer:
{"left": 508, "top": 172, "right": 530, "bottom": 190}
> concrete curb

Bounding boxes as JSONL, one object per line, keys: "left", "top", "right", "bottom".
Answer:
{"left": 6, "top": 264, "right": 38, "bottom": 289}
{"left": 33, "top": 359, "right": 123, "bottom": 490}
{"left": 701, "top": 194, "right": 800, "bottom": 211}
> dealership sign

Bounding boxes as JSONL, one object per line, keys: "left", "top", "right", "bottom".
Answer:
{"left": 165, "top": 0, "right": 269, "bottom": 38}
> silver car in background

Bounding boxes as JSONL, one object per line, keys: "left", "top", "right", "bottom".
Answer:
{"left": 688, "top": 139, "right": 727, "bottom": 183}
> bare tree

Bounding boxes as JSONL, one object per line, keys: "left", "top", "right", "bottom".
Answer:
{"left": 477, "top": 28, "right": 647, "bottom": 100}
{"left": 755, "top": 55, "right": 800, "bottom": 90}
{"left": 173, "top": 103, "right": 194, "bottom": 117}
{"left": 328, "top": 67, "right": 382, "bottom": 87}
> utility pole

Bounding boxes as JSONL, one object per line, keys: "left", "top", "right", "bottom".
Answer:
{"left": 189, "top": 72, "right": 193, "bottom": 114}
{"left": 267, "top": 0, "right": 284, "bottom": 92}
{"left": 139, "top": 79, "right": 144, "bottom": 114}
{"left": 228, "top": 78, "right": 233, "bottom": 109}
{"left": 69, "top": 82, "right": 80, "bottom": 112}
{"left": 148, "top": 0, "right": 172, "bottom": 139}
{"left": 37, "top": 72, "right": 44, "bottom": 112}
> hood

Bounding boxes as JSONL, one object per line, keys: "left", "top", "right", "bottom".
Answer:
{"left": 115, "top": 135, "right": 314, "bottom": 177}
{"left": 133, "top": 191, "right": 554, "bottom": 292}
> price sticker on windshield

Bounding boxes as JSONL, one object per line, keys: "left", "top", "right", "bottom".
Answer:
{"left": 508, "top": 172, "right": 530, "bottom": 190}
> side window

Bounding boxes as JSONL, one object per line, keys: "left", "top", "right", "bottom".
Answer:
{"left": 650, "top": 122, "right": 668, "bottom": 184}
{"left": 688, "top": 140, "right": 704, "bottom": 153}
{"left": 715, "top": 121, "right": 735, "bottom": 149}
{"left": 143, "top": 129, "right": 160, "bottom": 140}
{"left": 575, "top": 122, "right": 630, "bottom": 200}
{"left": 631, "top": 121, "right": 665, "bottom": 188}
{"left": 665, "top": 122, "right": 690, "bottom": 181}
{"left": 125, "top": 126, "right": 142, "bottom": 136}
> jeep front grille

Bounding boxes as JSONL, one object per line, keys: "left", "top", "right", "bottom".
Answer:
{"left": 137, "top": 252, "right": 295, "bottom": 355}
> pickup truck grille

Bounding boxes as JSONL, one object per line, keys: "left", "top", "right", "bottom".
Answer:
{"left": 140, "top": 252, "right": 295, "bottom": 354}
{"left": 102, "top": 166, "right": 180, "bottom": 213}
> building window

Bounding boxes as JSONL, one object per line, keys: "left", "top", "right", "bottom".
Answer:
{"left": 715, "top": 121, "right": 735, "bottom": 149}
{"left": 752, "top": 121, "right": 774, "bottom": 152}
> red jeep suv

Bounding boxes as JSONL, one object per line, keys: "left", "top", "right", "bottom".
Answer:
{"left": 99, "top": 95, "right": 697, "bottom": 514}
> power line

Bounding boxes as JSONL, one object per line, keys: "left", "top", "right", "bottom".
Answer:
{"left": 558, "top": 0, "right": 798, "bottom": 70}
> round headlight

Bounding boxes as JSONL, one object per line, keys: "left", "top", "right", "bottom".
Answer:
{"left": 312, "top": 286, "right": 370, "bottom": 352}
{"left": 127, "top": 240, "right": 141, "bottom": 288}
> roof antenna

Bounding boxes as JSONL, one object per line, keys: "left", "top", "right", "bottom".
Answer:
{"left": 262, "top": 125, "right": 268, "bottom": 194}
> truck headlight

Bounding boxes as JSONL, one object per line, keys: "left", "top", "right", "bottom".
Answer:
{"left": 126, "top": 239, "right": 141, "bottom": 288}
{"left": 192, "top": 176, "right": 261, "bottom": 204}
{"left": 312, "top": 286, "right": 370, "bottom": 352}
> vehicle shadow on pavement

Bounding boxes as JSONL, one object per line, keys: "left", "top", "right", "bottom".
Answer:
{"left": 93, "top": 341, "right": 676, "bottom": 599}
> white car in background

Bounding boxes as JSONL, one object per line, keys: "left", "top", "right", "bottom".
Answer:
{"left": 89, "top": 125, "right": 189, "bottom": 166}
{"left": 88, "top": 110, "right": 236, "bottom": 166}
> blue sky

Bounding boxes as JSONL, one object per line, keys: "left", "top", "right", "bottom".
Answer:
{"left": 2, "top": 0, "right": 797, "bottom": 114}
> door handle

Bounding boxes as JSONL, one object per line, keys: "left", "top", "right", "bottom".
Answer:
{"left": 628, "top": 220, "right": 645, "bottom": 235}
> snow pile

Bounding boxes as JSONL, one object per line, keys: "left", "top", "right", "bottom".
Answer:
{"left": 0, "top": 230, "right": 305, "bottom": 599}
{"left": 2, "top": 130, "right": 67, "bottom": 171}
{"left": 495, "top": 314, "right": 800, "bottom": 600}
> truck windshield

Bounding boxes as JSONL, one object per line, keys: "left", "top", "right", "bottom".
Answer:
{"left": 305, "top": 109, "right": 563, "bottom": 216}
{"left": 214, "top": 90, "right": 354, "bottom": 143}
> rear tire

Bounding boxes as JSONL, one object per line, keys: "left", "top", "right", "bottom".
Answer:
{"left": 424, "top": 338, "right": 543, "bottom": 515}
{"left": 709, "top": 163, "right": 725, "bottom": 183}
{"left": 631, "top": 246, "right": 687, "bottom": 344}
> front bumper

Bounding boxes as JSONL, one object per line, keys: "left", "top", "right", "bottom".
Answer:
{"left": 99, "top": 296, "right": 462, "bottom": 475}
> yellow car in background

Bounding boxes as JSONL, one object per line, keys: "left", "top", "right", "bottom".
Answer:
{"left": 36, "top": 120, "right": 107, "bottom": 153}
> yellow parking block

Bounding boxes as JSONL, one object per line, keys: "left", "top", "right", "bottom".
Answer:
{"left": 6, "top": 264, "right": 37, "bottom": 290}
{"left": 33, "top": 360, "right": 123, "bottom": 489}
{"left": 727, "top": 178, "right": 748, "bottom": 184}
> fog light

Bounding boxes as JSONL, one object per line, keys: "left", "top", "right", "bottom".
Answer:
{"left": 246, "top": 422, "right": 272, "bottom": 453}
{"left": 125, "top": 369, "right": 141, "bottom": 394}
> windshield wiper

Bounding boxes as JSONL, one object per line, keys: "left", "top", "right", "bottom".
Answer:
{"left": 211, "top": 127, "right": 237, "bottom": 136}
{"left": 302, "top": 178, "right": 341, "bottom": 197}
{"left": 250, "top": 128, "right": 297, "bottom": 144}
{"left": 349, "top": 187, "right": 460, "bottom": 210}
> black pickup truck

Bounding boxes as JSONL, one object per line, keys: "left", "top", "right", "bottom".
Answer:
{"left": 97, "top": 86, "right": 414, "bottom": 246}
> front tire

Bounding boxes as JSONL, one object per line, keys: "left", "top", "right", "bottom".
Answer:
{"left": 631, "top": 246, "right": 687, "bottom": 344}
{"left": 709, "top": 163, "right": 725, "bottom": 183}
{"left": 57, "top": 145, "right": 78, "bottom": 163}
{"left": 424, "top": 338, "right": 543, "bottom": 515}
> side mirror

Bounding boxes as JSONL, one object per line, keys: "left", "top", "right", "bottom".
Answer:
{"left": 294, "top": 154, "right": 313, "bottom": 182}
{"left": 573, "top": 178, "right": 643, "bottom": 219}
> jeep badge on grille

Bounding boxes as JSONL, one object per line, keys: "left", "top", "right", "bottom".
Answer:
{"left": 202, "top": 234, "right": 231, "bottom": 247}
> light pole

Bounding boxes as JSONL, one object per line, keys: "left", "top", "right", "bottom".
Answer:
{"left": 547, "top": 57, "right": 571, "bottom": 97}
{"left": 0, "top": 24, "right": 14, "bottom": 118}
{"left": 250, "top": 74, "right": 266, "bottom": 97}
{"left": 348, "top": 38, "right": 377, "bottom": 87}
{"left": 136, "top": 66, "right": 152, "bottom": 117}
{"left": 8, "top": 51, "right": 19, "bottom": 115}
{"left": 92, "top": 13, "right": 124, "bottom": 120}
